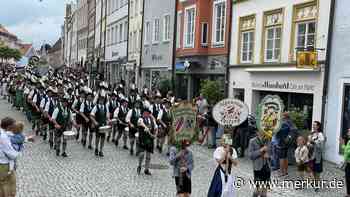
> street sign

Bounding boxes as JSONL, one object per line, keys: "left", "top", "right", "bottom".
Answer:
{"left": 296, "top": 51, "right": 318, "bottom": 69}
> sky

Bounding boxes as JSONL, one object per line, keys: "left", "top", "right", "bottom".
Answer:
{"left": 0, "top": 0, "right": 73, "bottom": 48}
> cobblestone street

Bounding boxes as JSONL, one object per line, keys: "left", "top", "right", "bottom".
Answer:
{"left": 0, "top": 99, "right": 345, "bottom": 197}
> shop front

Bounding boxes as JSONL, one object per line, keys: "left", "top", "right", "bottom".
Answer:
{"left": 141, "top": 67, "right": 170, "bottom": 91}
{"left": 229, "top": 67, "right": 324, "bottom": 130}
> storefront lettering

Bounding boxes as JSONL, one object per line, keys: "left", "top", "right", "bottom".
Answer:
{"left": 251, "top": 81, "right": 315, "bottom": 91}
{"left": 152, "top": 54, "right": 163, "bottom": 61}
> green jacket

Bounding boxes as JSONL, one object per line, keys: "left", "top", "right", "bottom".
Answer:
{"left": 342, "top": 141, "right": 350, "bottom": 162}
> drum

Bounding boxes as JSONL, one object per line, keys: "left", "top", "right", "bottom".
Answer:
{"left": 63, "top": 131, "right": 77, "bottom": 140}
{"left": 110, "top": 118, "right": 118, "bottom": 125}
{"left": 99, "top": 125, "right": 112, "bottom": 134}
{"left": 125, "top": 127, "right": 129, "bottom": 132}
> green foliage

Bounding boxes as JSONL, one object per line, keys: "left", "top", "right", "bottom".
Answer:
{"left": 288, "top": 107, "right": 307, "bottom": 130}
{"left": 159, "top": 78, "right": 172, "bottom": 96}
{"left": 0, "top": 46, "right": 22, "bottom": 62}
{"left": 200, "top": 79, "right": 224, "bottom": 105}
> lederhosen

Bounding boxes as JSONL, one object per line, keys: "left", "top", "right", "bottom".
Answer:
{"left": 41, "top": 95, "right": 49, "bottom": 124}
{"left": 95, "top": 104, "right": 108, "bottom": 137}
{"left": 30, "top": 90, "right": 41, "bottom": 120}
{"left": 160, "top": 109, "right": 172, "bottom": 138}
{"left": 75, "top": 99, "right": 84, "bottom": 125}
{"left": 55, "top": 104, "right": 71, "bottom": 153}
{"left": 129, "top": 109, "right": 140, "bottom": 138}
{"left": 138, "top": 117, "right": 155, "bottom": 153}
{"left": 117, "top": 106, "right": 128, "bottom": 131}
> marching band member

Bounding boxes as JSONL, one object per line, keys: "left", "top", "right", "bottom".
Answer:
{"left": 107, "top": 91, "right": 119, "bottom": 142}
{"left": 79, "top": 87, "right": 94, "bottom": 148}
{"left": 44, "top": 87, "right": 58, "bottom": 149}
{"left": 137, "top": 108, "right": 158, "bottom": 175}
{"left": 113, "top": 97, "right": 129, "bottom": 149}
{"left": 72, "top": 90, "right": 85, "bottom": 141}
{"left": 90, "top": 94, "right": 110, "bottom": 157}
{"left": 126, "top": 99, "right": 143, "bottom": 156}
{"left": 157, "top": 99, "right": 173, "bottom": 154}
{"left": 51, "top": 95, "right": 77, "bottom": 157}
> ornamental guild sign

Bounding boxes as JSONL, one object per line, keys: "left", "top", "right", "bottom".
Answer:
{"left": 256, "top": 95, "right": 284, "bottom": 140}
{"left": 212, "top": 98, "right": 249, "bottom": 127}
{"left": 171, "top": 102, "right": 197, "bottom": 145}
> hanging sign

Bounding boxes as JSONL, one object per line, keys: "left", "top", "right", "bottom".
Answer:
{"left": 256, "top": 95, "right": 284, "bottom": 140}
{"left": 212, "top": 98, "right": 249, "bottom": 127}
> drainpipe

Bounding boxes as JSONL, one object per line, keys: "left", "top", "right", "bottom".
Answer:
{"left": 171, "top": 0, "right": 178, "bottom": 95}
{"left": 225, "top": 0, "right": 233, "bottom": 98}
{"left": 320, "top": 0, "right": 336, "bottom": 128}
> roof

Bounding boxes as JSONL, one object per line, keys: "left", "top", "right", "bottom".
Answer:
{"left": 49, "top": 38, "right": 62, "bottom": 53}
{"left": 19, "top": 43, "right": 33, "bottom": 56}
{"left": 0, "top": 24, "right": 17, "bottom": 40}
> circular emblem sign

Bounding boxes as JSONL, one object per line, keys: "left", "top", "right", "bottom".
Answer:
{"left": 256, "top": 95, "right": 284, "bottom": 140}
{"left": 212, "top": 98, "right": 249, "bottom": 127}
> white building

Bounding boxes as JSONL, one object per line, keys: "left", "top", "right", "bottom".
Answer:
{"left": 229, "top": 0, "right": 332, "bottom": 137}
{"left": 77, "top": 0, "right": 89, "bottom": 67}
{"left": 127, "top": 0, "right": 143, "bottom": 88}
{"left": 105, "top": 0, "right": 129, "bottom": 84}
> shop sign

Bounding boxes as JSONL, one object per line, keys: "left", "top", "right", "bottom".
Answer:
{"left": 171, "top": 102, "right": 197, "bottom": 145}
{"left": 252, "top": 81, "right": 315, "bottom": 92}
{"left": 296, "top": 51, "right": 318, "bottom": 69}
{"left": 212, "top": 98, "right": 249, "bottom": 127}
{"left": 256, "top": 95, "right": 284, "bottom": 140}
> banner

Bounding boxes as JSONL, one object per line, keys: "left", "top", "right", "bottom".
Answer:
{"left": 171, "top": 102, "right": 197, "bottom": 145}
{"left": 256, "top": 95, "right": 284, "bottom": 140}
{"left": 212, "top": 98, "right": 249, "bottom": 127}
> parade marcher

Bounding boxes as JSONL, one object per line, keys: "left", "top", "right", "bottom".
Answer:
{"left": 107, "top": 91, "right": 119, "bottom": 142}
{"left": 38, "top": 86, "right": 50, "bottom": 141}
{"left": 126, "top": 99, "right": 143, "bottom": 156}
{"left": 71, "top": 89, "right": 85, "bottom": 141}
{"left": 79, "top": 87, "right": 94, "bottom": 148}
{"left": 157, "top": 99, "right": 172, "bottom": 154}
{"left": 90, "top": 94, "right": 110, "bottom": 157}
{"left": 44, "top": 87, "right": 59, "bottom": 149}
{"left": 51, "top": 95, "right": 77, "bottom": 157}
{"left": 169, "top": 139, "right": 194, "bottom": 197}
{"left": 113, "top": 97, "right": 129, "bottom": 149}
{"left": 28, "top": 78, "right": 43, "bottom": 136}
{"left": 136, "top": 108, "right": 158, "bottom": 175}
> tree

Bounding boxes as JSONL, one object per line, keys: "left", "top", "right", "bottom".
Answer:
{"left": 0, "top": 46, "right": 22, "bottom": 63}
{"left": 200, "top": 80, "right": 224, "bottom": 105}
{"left": 159, "top": 78, "right": 172, "bottom": 97}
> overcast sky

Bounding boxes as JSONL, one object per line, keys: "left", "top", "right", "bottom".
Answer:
{"left": 0, "top": 0, "right": 73, "bottom": 48}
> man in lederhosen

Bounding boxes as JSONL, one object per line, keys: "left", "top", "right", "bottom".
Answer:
{"left": 126, "top": 99, "right": 143, "bottom": 156}
{"left": 51, "top": 95, "right": 77, "bottom": 157}
{"left": 44, "top": 87, "right": 59, "bottom": 149}
{"left": 90, "top": 94, "right": 110, "bottom": 157}
{"left": 107, "top": 91, "right": 119, "bottom": 142}
{"left": 72, "top": 90, "right": 86, "bottom": 141}
{"left": 137, "top": 108, "right": 158, "bottom": 175}
{"left": 157, "top": 99, "right": 173, "bottom": 154}
{"left": 29, "top": 81, "right": 44, "bottom": 136}
{"left": 79, "top": 88, "right": 94, "bottom": 148}
{"left": 113, "top": 97, "right": 129, "bottom": 149}
{"left": 39, "top": 86, "right": 51, "bottom": 141}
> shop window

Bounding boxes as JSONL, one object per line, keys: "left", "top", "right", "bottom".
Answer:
{"left": 341, "top": 84, "right": 350, "bottom": 153}
{"left": 201, "top": 23, "right": 208, "bottom": 47}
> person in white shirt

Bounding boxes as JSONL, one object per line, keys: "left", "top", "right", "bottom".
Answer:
{"left": 156, "top": 99, "right": 172, "bottom": 154}
{"left": 295, "top": 136, "right": 309, "bottom": 186}
{"left": 80, "top": 91, "right": 94, "bottom": 149}
{"left": 90, "top": 95, "right": 110, "bottom": 157}
{"left": 113, "top": 98, "right": 129, "bottom": 149}
{"left": 126, "top": 100, "right": 143, "bottom": 156}
{"left": 136, "top": 108, "right": 158, "bottom": 175}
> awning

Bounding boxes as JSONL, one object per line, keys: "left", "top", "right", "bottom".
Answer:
{"left": 245, "top": 67, "right": 319, "bottom": 72}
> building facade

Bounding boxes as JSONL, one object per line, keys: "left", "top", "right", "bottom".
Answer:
{"left": 105, "top": 0, "right": 129, "bottom": 84}
{"left": 77, "top": 0, "right": 89, "bottom": 68}
{"left": 228, "top": 0, "right": 332, "bottom": 133}
{"left": 86, "top": 0, "right": 96, "bottom": 80}
{"left": 324, "top": 0, "right": 348, "bottom": 164}
{"left": 127, "top": 0, "right": 144, "bottom": 88}
{"left": 141, "top": 0, "right": 175, "bottom": 91}
{"left": 175, "top": 0, "right": 232, "bottom": 100}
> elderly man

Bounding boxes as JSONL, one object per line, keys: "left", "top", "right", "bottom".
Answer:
{"left": 0, "top": 117, "right": 20, "bottom": 197}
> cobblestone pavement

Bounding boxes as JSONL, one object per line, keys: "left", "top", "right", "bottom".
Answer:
{"left": 0, "top": 99, "right": 346, "bottom": 197}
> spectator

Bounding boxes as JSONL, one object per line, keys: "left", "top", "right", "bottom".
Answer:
{"left": 307, "top": 121, "right": 325, "bottom": 192}
{"left": 270, "top": 133, "right": 280, "bottom": 171}
{"left": 196, "top": 94, "right": 208, "bottom": 115}
{"left": 0, "top": 117, "right": 20, "bottom": 197}
{"left": 341, "top": 129, "right": 350, "bottom": 197}
{"left": 248, "top": 131, "right": 271, "bottom": 197}
{"left": 294, "top": 136, "right": 309, "bottom": 189}
{"left": 169, "top": 140, "right": 194, "bottom": 197}
{"left": 276, "top": 112, "right": 296, "bottom": 177}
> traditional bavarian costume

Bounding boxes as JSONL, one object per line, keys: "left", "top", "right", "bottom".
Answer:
{"left": 72, "top": 91, "right": 85, "bottom": 141}
{"left": 137, "top": 108, "right": 157, "bottom": 175}
{"left": 157, "top": 99, "right": 173, "bottom": 154}
{"left": 126, "top": 100, "right": 142, "bottom": 156}
{"left": 52, "top": 98, "right": 72, "bottom": 157}
{"left": 80, "top": 94, "right": 94, "bottom": 148}
{"left": 90, "top": 96, "right": 109, "bottom": 157}
{"left": 113, "top": 98, "right": 129, "bottom": 149}
{"left": 39, "top": 90, "right": 49, "bottom": 140}
{"left": 107, "top": 93, "right": 119, "bottom": 142}
{"left": 44, "top": 90, "right": 58, "bottom": 149}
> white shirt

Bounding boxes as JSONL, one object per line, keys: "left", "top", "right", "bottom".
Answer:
{"left": 157, "top": 108, "right": 170, "bottom": 120}
{"left": 126, "top": 109, "right": 141, "bottom": 123}
{"left": 32, "top": 94, "right": 38, "bottom": 103}
{"left": 0, "top": 129, "right": 20, "bottom": 171}
{"left": 52, "top": 105, "right": 73, "bottom": 122}
{"left": 80, "top": 101, "right": 93, "bottom": 113}
{"left": 28, "top": 89, "right": 35, "bottom": 100}
{"left": 151, "top": 104, "right": 162, "bottom": 115}
{"left": 39, "top": 96, "right": 47, "bottom": 109}
{"left": 44, "top": 98, "right": 56, "bottom": 112}
{"left": 137, "top": 117, "right": 158, "bottom": 129}
{"left": 90, "top": 104, "right": 109, "bottom": 117}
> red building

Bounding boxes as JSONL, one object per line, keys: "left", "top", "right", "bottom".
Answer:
{"left": 175, "top": 0, "right": 231, "bottom": 100}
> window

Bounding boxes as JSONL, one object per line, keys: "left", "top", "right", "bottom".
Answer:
{"left": 145, "top": 21, "right": 151, "bottom": 44}
{"left": 114, "top": 26, "right": 118, "bottom": 44}
{"left": 119, "top": 23, "right": 123, "bottom": 42}
{"left": 124, "top": 21, "right": 128, "bottom": 41}
{"left": 212, "top": 0, "right": 226, "bottom": 46}
{"left": 265, "top": 27, "right": 281, "bottom": 62}
{"left": 176, "top": 11, "right": 182, "bottom": 48}
{"left": 241, "top": 31, "right": 254, "bottom": 63}
{"left": 153, "top": 19, "right": 160, "bottom": 43}
{"left": 184, "top": 6, "right": 196, "bottom": 48}
{"left": 107, "top": 29, "right": 111, "bottom": 45}
{"left": 201, "top": 23, "right": 208, "bottom": 46}
{"left": 296, "top": 21, "right": 316, "bottom": 50}
{"left": 163, "top": 15, "right": 171, "bottom": 42}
